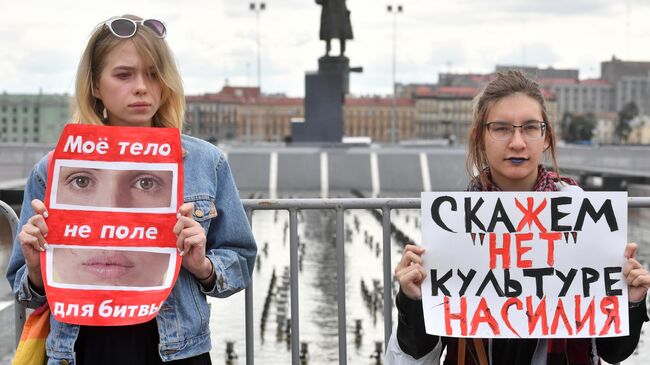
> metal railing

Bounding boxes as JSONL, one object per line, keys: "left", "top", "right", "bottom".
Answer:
{"left": 241, "top": 197, "right": 420, "bottom": 365}
{"left": 6, "top": 196, "right": 650, "bottom": 364}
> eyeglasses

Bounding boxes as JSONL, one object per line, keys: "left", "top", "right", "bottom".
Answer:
{"left": 104, "top": 18, "right": 166, "bottom": 39}
{"left": 485, "top": 121, "right": 547, "bottom": 141}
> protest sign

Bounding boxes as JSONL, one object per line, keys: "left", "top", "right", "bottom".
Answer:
{"left": 42, "top": 124, "right": 183, "bottom": 326}
{"left": 420, "top": 192, "right": 628, "bottom": 338}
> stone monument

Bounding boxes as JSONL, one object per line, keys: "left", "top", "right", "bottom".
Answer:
{"left": 291, "top": 0, "right": 361, "bottom": 143}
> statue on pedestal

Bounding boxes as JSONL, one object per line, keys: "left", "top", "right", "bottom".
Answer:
{"left": 292, "top": 0, "right": 359, "bottom": 142}
{"left": 315, "top": 0, "right": 353, "bottom": 56}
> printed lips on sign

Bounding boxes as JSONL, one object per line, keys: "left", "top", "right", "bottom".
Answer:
{"left": 41, "top": 124, "right": 183, "bottom": 326}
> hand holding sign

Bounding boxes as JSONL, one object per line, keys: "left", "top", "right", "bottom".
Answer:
{"left": 17, "top": 199, "right": 49, "bottom": 291}
{"left": 395, "top": 244, "right": 427, "bottom": 300}
{"left": 624, "top": 243, "right": 650, "bottom": 303}
{"left": 174, "top": 202, "right": 212, "bottom": 283}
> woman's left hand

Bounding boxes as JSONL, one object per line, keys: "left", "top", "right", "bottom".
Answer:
{"left": 174, "top": 203, "right": 212, "bottom": 281}
{"left": 623, "top": 242, "right": 650, "bottom": 303}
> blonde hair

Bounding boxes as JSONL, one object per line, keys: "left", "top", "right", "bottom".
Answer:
{"left": 466, "top": 70, "right": 560, "bottom": 188}
{"left": 72, "top": 14, "right": 184, "bottom": 129}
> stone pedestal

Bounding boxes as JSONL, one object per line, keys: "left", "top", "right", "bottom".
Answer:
{"left": 291, "top": 56, "right": 349, "bottom": 143}
{"left": 318, "top": 56, "right": 350, "bottom": 94}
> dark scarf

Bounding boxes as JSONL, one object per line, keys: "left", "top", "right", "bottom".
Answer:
{"left": 467, "top": 165, "right": 578, "bottom": 192}
{"left": 461, "top": 165, "right": 596, "bottom": 365}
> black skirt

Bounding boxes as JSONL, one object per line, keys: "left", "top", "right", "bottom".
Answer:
{"left": 74, "top": 318, "right": 211, "bottom": 364}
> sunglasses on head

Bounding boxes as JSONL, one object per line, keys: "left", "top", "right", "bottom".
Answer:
{"left": 104, "top": 17, "right": 166, "bottom": 39}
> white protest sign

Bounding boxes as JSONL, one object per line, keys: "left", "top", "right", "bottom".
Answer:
{"left": 420, "top": 192, "right": 628, "bottom": 338}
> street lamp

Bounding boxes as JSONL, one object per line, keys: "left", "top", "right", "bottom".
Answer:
{"left": 387, "top": 4, "right": 403, "bottom": 144}
{"left": 250, "top": 2, "right": 266, "bottom": 142}
{"left": 249, "top": 2, "right": 266, "bottom": 90}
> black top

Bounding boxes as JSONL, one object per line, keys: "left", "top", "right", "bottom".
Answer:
{"left": 74, "top": 319, "right": 211, "bottom": 365}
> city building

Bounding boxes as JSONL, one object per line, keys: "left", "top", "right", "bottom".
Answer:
{"left": 540, "top": 78, "right": 614, "bottom": 116}
{"left": 495, "top": 65, "right": 579, "bottom": 80}
{"left": 413, "top": 86, "right": 476, "bottom": 142}
{"left": 185, "top": 86, "right": 303, "bottom": 143}
{"left": 0, "top": 93, "right": 71, "bottom": 143}
{"left": 343, "top": 96, "right": 415, "bottom": 142}
{"left": 437, "top": 73, "right": 492, "bottom": 89}
{"left": 395, "top": 83, "right": 435, "bottom": 98}
{"left": 186, "top": 86, "right": 416, "bottom": 143}
{"left": 237, "top": 95, "right": 303, "bottom": 143}
{"left": 184, "top": 88, "right": 244, "bottom": 143}
{"left": 612, "top": 75, "right": 650, "bottom": 116}
{"left": 409, "top": 81, "right": 557, "bottom": 142}
{"left": 601, "top": 57, "right": 650, "bottom": 84}
{"left": 186, "top": 58, "right": 650, "bottom": 145}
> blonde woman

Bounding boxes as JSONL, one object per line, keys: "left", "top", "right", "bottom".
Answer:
{"left": 7, "top": 15, "right": 257, "bottom": 364}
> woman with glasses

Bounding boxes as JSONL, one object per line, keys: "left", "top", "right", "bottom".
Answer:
{"left": 6, "top": 15, "right": 257, "bottom": 364}
{"left": 389, "top": 71, "right": 649, "bottom": 364}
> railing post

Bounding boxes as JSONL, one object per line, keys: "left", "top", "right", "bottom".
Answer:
{"left": 14, "top": 305, "right": 26, "bottom": 348}
{"left": 0, "top": 200, "right": 19, "bottom": 239}
{"left": 1, "top": 200, "right": 23, "bottom": 348}
{"left": 245, "top": 208, "right": 255, "bottom": 365}
{"left": 289, "top": 208, "right": 300, "bottom": 365}
{"left": 335, "top": 207, "right": 347, "bottom": 364}
{"left": 382, "top": 206, "right": 392, "bottom": 351}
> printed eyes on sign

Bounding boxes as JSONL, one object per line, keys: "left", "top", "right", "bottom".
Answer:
{"left": 74, "top": 176, "right": 91, "bottom": 188}
{"left": 65, "top": 173, "right": 96, "bottom": 192}
{"left": 130, "top": 174, "right": 164, "bottom": 193}
{"left": 138, "top": 178, "right": 155, "bottom": 190}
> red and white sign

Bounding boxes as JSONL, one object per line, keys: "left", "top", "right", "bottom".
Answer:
{"left": 42, "top": 124, "right": 183, "bottom": 326}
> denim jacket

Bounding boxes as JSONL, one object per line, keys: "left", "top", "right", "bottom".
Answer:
{"left": 6, "top": 135, "right": 257, "bottom": 364}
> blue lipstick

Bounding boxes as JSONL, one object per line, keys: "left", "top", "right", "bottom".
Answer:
{"left": 508, "top": 158, "right": 526, "bottom": 165}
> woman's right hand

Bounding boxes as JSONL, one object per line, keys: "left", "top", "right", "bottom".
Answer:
{"left": 394, "top": 244, "right": 427, "bottom": 300}
{"left": 17, "top": 199, "right": 49, "bottom": 291}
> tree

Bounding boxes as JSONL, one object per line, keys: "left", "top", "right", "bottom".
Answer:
{"left": 560, "top": 112, "right": 573, "bottom": 140}
{"left": 616, "top": 101, "right": 638, "bottom": 144}
{"left": 563, "top": 112, "right": 596, "bottom": 143}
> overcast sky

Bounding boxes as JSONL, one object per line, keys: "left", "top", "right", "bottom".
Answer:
{"left": 2, "top": 0, "right": 650, "bottom": 97}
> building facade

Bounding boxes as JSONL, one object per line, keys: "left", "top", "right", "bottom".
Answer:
{"left": 186, "top": 87, "right": 304, "bottom": 143}
{"left": 601, "top": 57, "right": 650, "bottom": 84}
{"left": 540, "top": 79, "right": 615, "bottom": 116}
{"left": 413, "top": 86, "right": 475, "bottom": 142}
{"left": 411, "top": 83, "right": 558, "bottom": 142}
{"left": 0, "top": 93, "right": 71, "bottom": 143}
{"left": 614, "top": 76, "right": 650, "bottom": 115}
{"left": 186, "top": 86, "right": 417, "bottom": 143}
{"left": 236, "top": 97, "right": 303, "bottom": 143}
{"left": 185, "top": 86, "right": 259, "bottom": 143}
{"left": 343, "top": 96, "right": 415, "bottom": 142}
{"left": 187, "top": 57, "right": 650, "bottom": 145}
{"left": 495, "top": 65, "right": 579, "bottom": 80}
